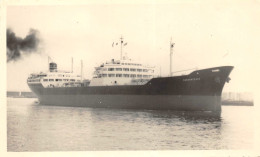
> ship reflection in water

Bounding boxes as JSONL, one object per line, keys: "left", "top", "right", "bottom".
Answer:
{"left": 146, "top": 110, "right": 222, "bottom": 122}
{"left": 7, "top": 98, "right": 254, "bottom": 151}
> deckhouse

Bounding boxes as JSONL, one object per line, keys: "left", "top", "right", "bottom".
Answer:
{"left": 89, "top": 58, "right": 155, "bottom": 86}
{"left": 27, "top": 62, "right": 82, "bottom": 88}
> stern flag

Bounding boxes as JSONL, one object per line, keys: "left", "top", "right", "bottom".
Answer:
{"left": 171, "top": 43, "right": 175, "bottom": 48}
{"left": 112, "top": 40, "right": 126, "bottom": 47}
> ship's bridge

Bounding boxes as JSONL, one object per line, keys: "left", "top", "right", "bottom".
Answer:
{"left": 90, "top": 58, "right": 156, "bottom": 86}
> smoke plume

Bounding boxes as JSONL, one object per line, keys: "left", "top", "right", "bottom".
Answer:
{"left": 7, "top": 28, "right": 41, "bottom": 62}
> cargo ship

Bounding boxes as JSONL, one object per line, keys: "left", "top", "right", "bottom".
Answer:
{"left": 27, "top": 37, "right": 233, "bottom": 112}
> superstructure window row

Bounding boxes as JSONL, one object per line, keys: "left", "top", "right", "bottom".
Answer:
{"left": 48, "top": 74, "right": 72, "bottom": 77}
{"left": 107, "top": 68, "right": 153, "bottom": 72}
{"left": 100, "top": 74, "right": 152, "bottom": 78}
{"left": 121, "top": 63, "right": 142, "bottom": 66}
{"left": 28, "top": 79, "right": 40, "bottom": 82}
{"left": 44, "top": 79, "right": 77, "bottom": 82}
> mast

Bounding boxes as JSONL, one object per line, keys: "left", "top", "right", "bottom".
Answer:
{"left": 160, "top": 66, "right": 161, "bottom": 77}
{"left": 81, "top": 60, "right": 83, "bottom": 82}
{"left": 48, "top": 56, "right": 50, "bottom": 72}
{"left": 71, "top": 57, "right": 73, "bottom": 73}
{"left": 170, "top": 38, "right": 175, "bottom": 76}
{"left": 120, "top": 36, "right": 123, "bottom": 60}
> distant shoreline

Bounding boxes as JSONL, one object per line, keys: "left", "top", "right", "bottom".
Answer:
{"left": 7, "top": 91, "right": 37, "bottom": 98}
{"left": 7, "top": 96, "right": 37, "bottom": 98}
{"left": 221, "top": 100, "right": 254, "bottom": 106}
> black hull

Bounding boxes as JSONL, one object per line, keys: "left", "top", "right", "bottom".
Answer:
{"left": 28, "top": 66, "right": 233, "bottom": 112}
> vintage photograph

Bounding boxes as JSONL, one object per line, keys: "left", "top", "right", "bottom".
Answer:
{"left": 4, "top": 0, "right": 258, "bottom": 154}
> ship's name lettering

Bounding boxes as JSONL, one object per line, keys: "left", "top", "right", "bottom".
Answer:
{"left": 183, "top": 78, "right": 200, "bottom": 81}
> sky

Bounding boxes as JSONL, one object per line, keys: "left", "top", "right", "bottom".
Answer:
{"left": 5, "top": 1, "right": 260, "bottom": 92}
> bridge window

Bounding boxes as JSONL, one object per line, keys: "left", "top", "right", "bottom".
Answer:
{"left": 137, "top": 69, "right": 142, "bottom": 72}
{"left": 143, "top": 69, "right": 148, "bottom": 72}
{"left": 137, "top": 75, "right": 142, "bottom": 78}
{"left": 116, "top": 68, "right": 122, "bottom": 71}
{"left": 43, "top": 79, "right": 48, "bottom": 82}
{"left": 49, "top": 79, "right": 54, "bottom": 81}
{"left": 108, "top": 74, "right": 115, "bottom": 77}
{"left": 130, "top": 68, "right": 136, "bottom": 72}
{"left": 130, "top": 74, "right": 136, "bottom": 78}
{"left": 102, "top": 74, "right": 107, "bottom": 77}
{"left": 70, "top": 79, "right": 75, "bottom": 82}
{"left": 108, "top": 68, "right": 114, "bottom": 71}
{"left": 116, "top": 74, "right": 122, "bottom": 77}
{"left": 123, "top": 68, "right": 129, "bottom": 71}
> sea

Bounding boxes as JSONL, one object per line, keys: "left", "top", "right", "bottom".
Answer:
{"left": 7, "top": 97, "right": 254, "bottom": 151}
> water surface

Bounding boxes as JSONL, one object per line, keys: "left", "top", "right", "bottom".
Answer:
{"left": 7, "top": 98, "right": 254, "bottom": 151}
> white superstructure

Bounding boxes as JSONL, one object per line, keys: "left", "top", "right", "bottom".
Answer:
{"left": 89, "top": 58, "right": 156, "bottom": 86}
{"left": 27, "top": 62, "right": 83, "bottom": 88}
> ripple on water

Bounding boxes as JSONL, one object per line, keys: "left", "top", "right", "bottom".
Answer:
{"left": 7, "top": 98, "right": 254, "bottom": 151}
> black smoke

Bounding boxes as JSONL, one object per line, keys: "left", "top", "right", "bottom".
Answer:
{"left": 7, "top": 28, "right": 41, "bottom": 62}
